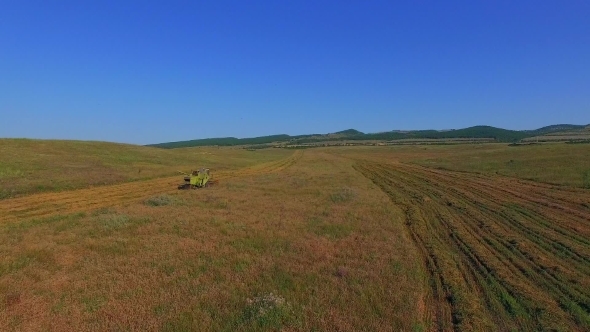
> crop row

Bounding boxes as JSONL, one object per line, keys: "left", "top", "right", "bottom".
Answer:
{"left": 0, "top": 151, "right": 303, "bottom": 223}
{"left": 355, "top": 161, "right": 590, "bottom": 332}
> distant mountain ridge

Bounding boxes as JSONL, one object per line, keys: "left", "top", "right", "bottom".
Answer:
{"left": 524, "top": 124, "right": 587, "bottom": 135}
{"left": 147, "top": 124, "right": 589, "bottom": 148}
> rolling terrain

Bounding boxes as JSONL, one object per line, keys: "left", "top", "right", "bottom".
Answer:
{"left": 1, "top": 140, "right": 589, "bottom": 331}
{"left": 0, "top": 139, "right": 293, "bottom": 199}
{"left": 0, "top": 151, "right": 302, "bottom": 223}
{"left": 148, "top": 124, "right": 589, "bottom": 148}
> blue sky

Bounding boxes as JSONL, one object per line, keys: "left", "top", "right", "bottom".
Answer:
{"left": 1, "top": 1, "right": 589, "bottom": 144}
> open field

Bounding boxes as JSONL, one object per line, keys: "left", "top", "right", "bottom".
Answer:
{"left": 0, "top": 151, "right": 302, "bottom": 224}
{"left": 0, "top": 139, "right": 293, "bottom": 199}
{"left": 1, "top": 141, "right": 589, "bottom": 331}
{"left": 0, "top": 149, "right": 424, "bottom": 331}
{"left": 332, "top": 143, "right": 590, "bottom": 188}
{"left": 355, "top": 161, "right": 590, "bottom": 331}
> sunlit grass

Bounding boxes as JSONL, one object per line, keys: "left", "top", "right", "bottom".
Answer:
{"left": 0, "top": 150, "right": 423, "bottom": 331}
{"left": 2, "top": 143, "right": 588, "bottom": 331}
{"left": 0, "top": 139, "right": 292, "bottom": 198}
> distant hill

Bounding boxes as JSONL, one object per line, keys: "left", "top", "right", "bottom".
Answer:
{"left": 149, "top": 135, "right": 294, "bottom": 149}
{"left": 332, "top": 129, "right": 364, "bottom": 136}
{"left": 147, "top": 124, "right": 589, "bottom": 148}
{"left": 0, "top": 138, "right": 278, "bottom": 198}
{"left": 525, "top": 124, "right": 587, "bottom": 135}
{"left": 521, "top": 124, "right": 590, "bottom": 143}
{"left": 350, "top": 126, "right": 528, "bottom": 142}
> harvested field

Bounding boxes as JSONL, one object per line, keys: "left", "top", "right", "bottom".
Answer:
{"left": 0, "top": 149, "right": 425, "bottom": 331}
{"left": 355, "top": 160, "right": 590, "bottom": 331}
{"left": 0, "top": 139, "right": 294, "bottom": 199}
{"left": 0, "top": 151, "right": 302, "bottom": 223}
{"left": 2, "top": 142, "right": 589, "bottom": 331}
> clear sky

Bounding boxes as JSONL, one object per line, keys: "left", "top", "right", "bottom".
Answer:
{"left": 1, "top": 1, "right": 589, "bottom": 144}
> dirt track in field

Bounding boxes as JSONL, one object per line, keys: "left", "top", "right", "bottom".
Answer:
{"left": 355, "top": 161, "right": 590, "bottom": 332}
{"left": 0, "top": 151, "right": 303, "bottom": 223}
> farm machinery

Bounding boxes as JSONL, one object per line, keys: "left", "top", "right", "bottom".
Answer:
{"left": 177, "top": 168, "right": 214, "bottom": 189}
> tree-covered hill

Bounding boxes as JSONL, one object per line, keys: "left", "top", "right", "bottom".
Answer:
{"left": 147, "top": 124, "right": 589, "bottom": 148}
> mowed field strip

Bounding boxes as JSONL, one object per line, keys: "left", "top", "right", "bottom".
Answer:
{"left": 355, "top": 160, "right": 590, "bottom": 331}
{"left": 0, "top": 151, "right": 303, "bottom": 223}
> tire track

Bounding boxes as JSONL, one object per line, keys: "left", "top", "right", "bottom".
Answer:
{"left": 355, "top": 160, "right": 590, "bottom": 332}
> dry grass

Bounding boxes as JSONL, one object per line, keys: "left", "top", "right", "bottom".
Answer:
{"left": 1, "top": 142, "right": 589, "bottom": 331}
{"left": 0, "top": 150, "right": 424, "bottom": 331}
{"left": 0, "top": 151, "right": 303, "bottom": 223}
{"left": 0, "top": 139, "right": 292, "bottom": 199}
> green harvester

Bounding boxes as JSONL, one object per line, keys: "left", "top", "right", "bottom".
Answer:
{"left": 177, "top": 168, "right": 212, "bottom": 189}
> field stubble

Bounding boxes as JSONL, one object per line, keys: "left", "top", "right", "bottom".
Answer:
{"left": 2, "top": 143, "right": 589, "bottom": 331}
{"left": 0, "top": 139, "right": 294, "bottom": 199}
{"left": 0, "top": 151, "right": 303, "bottom": 223}
{"left": 355, "top": 159, "right": 590, "bottom": 331}
{"left": 0, "top": 150, "right": 425, "bottom": 331}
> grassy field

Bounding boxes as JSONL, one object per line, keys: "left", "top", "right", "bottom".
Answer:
{"left": 411, "top": 144, "right": 590, "bottom": 188}
{"left": 333, "top": 143, "right": 590, "bottom": 188}
{"left": 0, "top": 149, "right": 425, "bottom": 331}
{"left": 1, "top": 141, "right": 589, "bottom": 331}
{"left": 355, "top": 161, "right": 590, "bottom": 331}
{"left": 0, "top": 139, "right": 292, "bottom": 199}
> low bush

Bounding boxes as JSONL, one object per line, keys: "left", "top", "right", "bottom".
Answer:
{"left": 144, "top": 194, "right": 181, "bottom": 206}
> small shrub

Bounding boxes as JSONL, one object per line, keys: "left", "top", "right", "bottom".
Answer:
{"left": 240, "top": 293, "right": 294, "bottom": 329}
{"left": 81, "top": 295, "right": 106, "bottom": 313}
{"left": 330, "top": 187, "right": 356, "bottom": 203}
{"left": 201, "top": 195, "right": 229, "bottom": 209}
{"left": 91, "top": 207, "right": 114, "bottom": 216}
{"left": 144, "top": 194, "right": 181, "bottom": 206}
{"left": 97, "top": 213, "right": 130, "bottom": 229}
{"left": 215, "top": 199, "right": 229, "bottom": 209}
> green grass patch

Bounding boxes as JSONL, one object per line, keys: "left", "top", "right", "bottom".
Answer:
{"left": 0, "top": 166, "right": 25, "bottom": 179}
{"left": 153, "top": 303, "right": 172, "bottom": 316}
{"left": 144, "top": 194, "right": 183, "bottom": 206}
{"left": 96, "top": 213, "right": 131, "bottom": 229}
{"left": 86, "top": 211, "right": 151, "bottom": 237}
{"left": 86, "top": 239, "right": 132, "bottom": 256}
{"left": 5, "top": 212, "right": 86, "bottom": 231}
{"left": 0, "top": 255, "right": 34, "bottom": 277}
{"left": 91, "top": 207, "right": 115, "bottom": 216}
{"left": 200, "top": 195, "right": 230, "bottom": 209}
{"left": 307, "top": 217, "right": 352, "bottom": 239}
{"left": 162, "top": 312, "right": 196, "bottom": 332}
{"left": 232, "top": 259, "right": 251, "bottom": 273}
{"left": 230, "top": 236, "right": 291, "bottom": 254}
{"left": 51, "top": 295, "right": 68, "bottom": 314}
{"left": 410, "top": 143, "right": 590, "bottom": 187}
{"left": 330, "top": 187, "right": 356, "bottom": 203}
{"left": 81, "top": 295, "right": 106, "bottom": 313}
{"left": 0, "top": 248, "right": 56, "bottom": 277}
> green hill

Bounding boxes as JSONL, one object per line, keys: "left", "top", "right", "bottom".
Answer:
{"left": 526, "top": 124, "right": 587, "bottom": 135}
{"left": 333, "top": 129, "right": 364, "bottom": 136}
{"left": 148, "top": 134, "right": 298, "bottom": 148}
{"left": 148, "top": 124, "right": 590, "bottom": 148}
